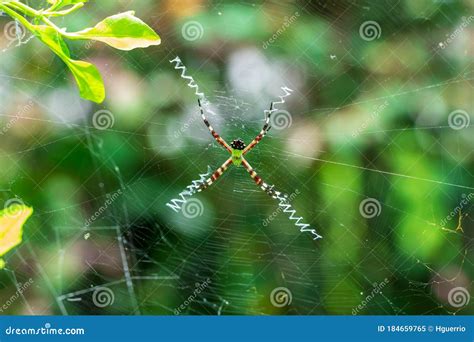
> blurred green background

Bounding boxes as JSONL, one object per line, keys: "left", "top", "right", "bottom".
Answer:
{"left": 0, "top": 0, "right": 472, "bottom": 315}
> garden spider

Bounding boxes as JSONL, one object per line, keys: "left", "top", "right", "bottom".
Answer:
{"left": 196, "top": 99, "right": 284, "bottom": 199}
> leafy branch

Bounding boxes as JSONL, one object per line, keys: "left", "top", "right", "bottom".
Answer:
{"left": 0, "top": 0, "right": 161, "bottom": 103}
{"left": 0, "top": 204, "right": 33, "bottom": 269}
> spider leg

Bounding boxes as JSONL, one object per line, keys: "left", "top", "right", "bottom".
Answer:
{"left": 198, "top": 99, "right": 232, "bottom": 154}
{"left": 241, "top": 158, "right": 286, "bottom": 199}
{"left": 197, "top": 157, "right": 233, "bottom": 192}
{"left": 242, "top": 102, "right": 274, "bottom": 156}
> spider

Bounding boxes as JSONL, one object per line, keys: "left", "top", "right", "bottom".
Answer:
{"left": 196, "top": 99, "right": 284, "bottom": 199}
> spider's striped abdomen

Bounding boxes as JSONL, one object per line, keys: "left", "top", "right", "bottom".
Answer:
{"left": 231, "top": 149, "right": 243, "bottom": 166}
{"left": 230, "top": 138, "right": 246, "bottom": 166}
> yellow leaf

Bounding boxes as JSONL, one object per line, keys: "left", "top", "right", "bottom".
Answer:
{"left": 0, "top": 204, "right": 33, "bottom": 257}
{"left": 69, "top": 11, "right": 161, "bottom": 51}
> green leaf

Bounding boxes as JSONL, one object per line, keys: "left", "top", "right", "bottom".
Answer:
{"left": 32, "top": 25, "right": 71, "bottom": 58}
{"left": 0, "top": 204, "right": 33, "bottom": 258}
{"left": 31, "top": 25, "right": 105, "bottom": 103}
{"left": 69, "top": 11, "right": 161, "bottom": 51}
{"left": 47, "top": 0, "right": 88, "bottom": 11}
{"left": 64, "top": 59, "right": 105, "bottom": 103}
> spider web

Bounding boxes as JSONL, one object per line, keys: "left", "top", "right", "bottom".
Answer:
{"left": 0, "top": 0, "right": 472, "bottom": 316}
